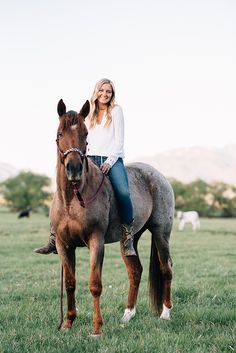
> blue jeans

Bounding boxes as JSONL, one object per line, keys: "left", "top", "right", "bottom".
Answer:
{"left": 88, "top": 156, "right": 134, "bottom": 225}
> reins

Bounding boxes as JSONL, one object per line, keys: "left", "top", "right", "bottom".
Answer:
{"left": 57, "top": 265, "right": 64, "bottom": 331}
{"left": 72, "top": 173, "right": 105, "bottom": 208}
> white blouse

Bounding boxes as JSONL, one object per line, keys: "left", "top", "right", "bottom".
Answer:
{"left": 85, "top": 105, "right": 125, "bottom": 167}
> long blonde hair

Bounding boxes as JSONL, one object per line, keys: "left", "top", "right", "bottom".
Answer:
{"left": 87, "top": 78, "right": 116, "bottom": 128}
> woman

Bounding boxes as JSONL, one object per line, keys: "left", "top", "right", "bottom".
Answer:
{"left": 35, "top": 78, "right": 136, "bottom": 256}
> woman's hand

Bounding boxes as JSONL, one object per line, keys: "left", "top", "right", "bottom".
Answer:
{"left": 101, "top": 162, "right": 111, "bottom": 174}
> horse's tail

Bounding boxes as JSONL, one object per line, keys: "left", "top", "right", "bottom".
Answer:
{"left": 148, "top": 235, "right": 164, "bottom": 316}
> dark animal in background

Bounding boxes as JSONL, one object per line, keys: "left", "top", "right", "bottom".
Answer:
{"left": 18, "top": 210, "right": 30, "bottom": 218}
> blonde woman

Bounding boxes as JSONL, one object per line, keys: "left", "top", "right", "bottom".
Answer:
{"left": 35, "top": 78, "right": 136, "bottom": 257}
{"left": 86, "top": 78, "right": 136, "bottom": 256}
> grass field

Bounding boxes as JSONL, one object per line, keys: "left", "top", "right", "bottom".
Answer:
{"left": 0, "top": 210, "right": 235, "bottom": 353}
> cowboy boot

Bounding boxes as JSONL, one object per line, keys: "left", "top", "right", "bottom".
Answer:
{"left": 34, "top": 224, "right": 57, "bottom": 254}
{"left": 121, "top": 222, "right": 137, "bottom": 257}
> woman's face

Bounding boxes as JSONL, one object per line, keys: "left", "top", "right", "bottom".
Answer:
{"left": 97, "top": 83, "right": 113, "bottom": 105}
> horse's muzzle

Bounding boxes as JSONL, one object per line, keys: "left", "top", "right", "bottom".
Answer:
{"left": 65, "top": 160, "right": 83, "bottom": 181}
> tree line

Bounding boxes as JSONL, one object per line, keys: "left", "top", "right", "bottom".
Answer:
{"left": 0, "top": 172, "right": 236, "bottom": 217}
{"left": 170, "top": 179, "right": 236, "bottom": 217}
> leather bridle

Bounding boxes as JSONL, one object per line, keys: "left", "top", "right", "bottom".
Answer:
{"left": 56, "top": 138, "right": 105, "bottom": 208}
{"left": 56, "top": 138, "right": 87, "bottom": 165}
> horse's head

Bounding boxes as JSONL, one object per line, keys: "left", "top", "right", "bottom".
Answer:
{"left": 176, "top": 211, "right": 183, "bottom": 220}
{"left": 56, "top": 99, "right": 90, "bottom": 182}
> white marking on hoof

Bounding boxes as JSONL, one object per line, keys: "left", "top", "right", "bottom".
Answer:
{"left": 61, "top": 326, "right": 71, "bottom": 331}
{"left": 121, "top": 307, "right": 136, "bottom": 323}
{"left": 89, "top": 333, "right": 102, "bottom": 339}
{"left": 160, "top": 304, "right": 171, "bottom": 320}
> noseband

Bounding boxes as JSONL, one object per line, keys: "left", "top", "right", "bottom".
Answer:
{"left": 63, "top": 147, "right": 85, "bottom": 159}
{"left": 56, "top": 139, "right": 87, "bottom": 167}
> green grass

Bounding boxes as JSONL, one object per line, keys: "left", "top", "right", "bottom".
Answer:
{"left": 0, "top": 212, "right": 235, "bottom": 353}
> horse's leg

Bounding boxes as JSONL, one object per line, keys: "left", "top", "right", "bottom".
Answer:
{"left": 57, "top": 243, "right": 76, "bottom": 329}
{"left": 156, "top": 235, "right": 172, "bottom": 319}
{"left": 178, "top": 220, "right": 184, "bottom": 231}
{"left": 149, "top": 227, "right": 173, "bottom": 320}
{"left": 121, "top": 234, "right": 143, "bottom": 323}
{"left": 88, "top": 235, "right": 104, "bottom": 336}
{"left": 197, "top": 219, "right": 200, "bottom": 230}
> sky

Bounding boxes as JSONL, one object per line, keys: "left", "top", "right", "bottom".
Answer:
{"left": 0, "top": 0, "right": 235, "bottom": 178}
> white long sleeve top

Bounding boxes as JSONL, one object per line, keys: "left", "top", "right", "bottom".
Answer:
{"left": 85, "top": 105, "right": 125, "bottom": 167}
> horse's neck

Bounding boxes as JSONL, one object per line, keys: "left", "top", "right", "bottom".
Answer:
{"left": 56, "top": 162, "right": 74, "bottom": 204}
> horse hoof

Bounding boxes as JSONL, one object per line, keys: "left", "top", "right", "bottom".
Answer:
{"left": 61, "top": 326, "right": 71, "bottom": 331}
{"left": 160, "top": 304, "right": 171, "bottom": 320}
{"left": 121, "top": 307, "right": 136, "bottom": 323}
{"left": 63, "top": 320, "right": 73, "bottom": 329}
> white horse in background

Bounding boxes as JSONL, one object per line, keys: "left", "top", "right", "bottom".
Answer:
{"left": 176, "top": 211, "right": 200, "bottom": 231}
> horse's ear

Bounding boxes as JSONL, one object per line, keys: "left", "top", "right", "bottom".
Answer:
{"left": 79, "top": 100, "right": 90, "bottom": 119}
{"left": 57, "top": 99, "right": 66, "bottom": 117}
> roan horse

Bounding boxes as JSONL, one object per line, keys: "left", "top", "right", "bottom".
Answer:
{"left": 51, "top": 99, "right": 174, "bottom": 336}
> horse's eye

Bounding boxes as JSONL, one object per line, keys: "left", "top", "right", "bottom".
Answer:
{"left": 58, "top": 132, "right": 63, "bottom": 138}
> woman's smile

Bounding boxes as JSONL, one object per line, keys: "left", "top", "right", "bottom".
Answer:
{"left": 97, "top": 83, "right": 113, "bottom": 104}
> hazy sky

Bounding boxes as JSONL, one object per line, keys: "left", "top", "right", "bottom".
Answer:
{"left": 1, "top": 0, "right": 235, "bottom": 177}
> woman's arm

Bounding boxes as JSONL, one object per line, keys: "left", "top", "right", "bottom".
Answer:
{"left": 105, "top": 105, "right": 125, "bottom": 167}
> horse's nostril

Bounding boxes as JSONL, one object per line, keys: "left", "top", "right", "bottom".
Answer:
{"left": 65, "top": 161, "right": 82, "bottom": 177}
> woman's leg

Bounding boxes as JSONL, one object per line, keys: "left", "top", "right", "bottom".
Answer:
{"left": 108, "top": 158, "right": 133, "bottom": 225}
{"left": 108, "top": 159, "right": 136, "bottom": 256}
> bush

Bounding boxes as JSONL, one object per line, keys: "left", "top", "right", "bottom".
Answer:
{"left": 0, "top": 171, "right": 52, "bottom": 212}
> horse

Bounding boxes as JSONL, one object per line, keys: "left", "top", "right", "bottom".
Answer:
{"left": 50, "top": 99, "right": 175, "bottom": 336}
{"left": 176, "top": 211, "right": 200, "bottom": 231}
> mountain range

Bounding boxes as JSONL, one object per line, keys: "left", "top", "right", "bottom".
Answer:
{"left": 0, "top": 162, "right": 19, "bottom": 182}
{"left": 1, "top": 145, "right": 235, "bottom": 185}
{"left": 131, "top": 145, "right": 236, "bottom": 185}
